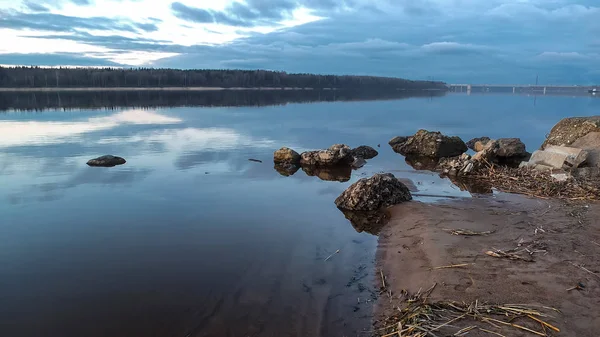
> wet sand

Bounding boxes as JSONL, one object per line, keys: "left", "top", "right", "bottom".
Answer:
{"left": 375, "top": 194, "right": 600, "bottom": 336}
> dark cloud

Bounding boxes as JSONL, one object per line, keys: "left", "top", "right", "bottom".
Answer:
{"left": 23, "top": 1, "right": 50, "bottom": 12}
{"left": 0, "top": 10, "right": 157, "bottom": 33}
{"left": 171, "top": 0, "right": 355, "bottom": 27}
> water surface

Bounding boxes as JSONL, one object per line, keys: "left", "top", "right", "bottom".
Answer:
{"left": 0, "top": 91, "right": 598, "bottom": 337}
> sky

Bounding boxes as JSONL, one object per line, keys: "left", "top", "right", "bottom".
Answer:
{"left": 0, "top": 0, "right": 598, "bottom": 84}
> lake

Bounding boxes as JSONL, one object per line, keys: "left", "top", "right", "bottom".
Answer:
{"left": 0, "top": 91, "right": 598, "bottom": 337}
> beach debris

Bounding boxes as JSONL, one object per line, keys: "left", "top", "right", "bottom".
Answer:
{"left": 522, "top": 145, "right": 588, "bottom": 171}
{"left": 374, "top": 284, "right": 560, "bottom": 337}
{"left": 324, "top": 249, "right": 340, "bottom": 261}
{"left": 443, "top": 228, "right": 495, "bottom": 236}
{"left": 485, "top": 249, "right": 534, "bottom": 262}
{"left": 431, "top": 263, "right": 472, "bottom": 270}
{"left": 389, "top": 129, "right": 467, "bottom": 159}
{"left": 248, "top": 158, "right": 262, "bottom": 163}
{"left": 86, "top": 155, "right": 126, "bottom": 167}
{"left": 335, "top": 173, "right": 412, "bottom": 211}
{"left": 568, "top": 262, "right": 600, "bottom": 279}
{"left": 566, "top": 282, "right": 585, "bottom": 292}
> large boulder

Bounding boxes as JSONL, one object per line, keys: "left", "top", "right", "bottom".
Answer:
{"left": 571, "top": 132, "right": 600, "bottom": 167}
{"left": 335, "top": 173, "right": 412, "bottom": 211}
{"left": 390, "top": 130, "right": 467, "bottom": 158}
{"left": 522, "top": 146, "right": 589, "bottom": 170}
{"left": 542, "top": 116, "right": 600, "bottom": 149}
{"left": 87, "top": 155, "right": 126, "bottom": 167}
{"left": 389, "top": 136, "right": 408, "bottom": 148}
{"left": 471, "top": 138, "right": 529, "bottom": 166}
{"left": 351, "top": 145, "right": 379, "bottom": 159}
{"left": 300, "top": 144, "right": 353, "bottom": 166}
{"left": 496, "top": 138, "right": 528, "bottom": 158}
{"left": 273, "top": 147, "right": 301, "bottom": 165}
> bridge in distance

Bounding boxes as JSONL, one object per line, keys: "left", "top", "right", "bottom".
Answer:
{"left": 449, "top": 84, "right": 598, "bottom": 95}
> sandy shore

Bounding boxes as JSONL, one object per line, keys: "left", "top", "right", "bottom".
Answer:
{"left": 374, "top": 194, "right": 600, "bottom": 336}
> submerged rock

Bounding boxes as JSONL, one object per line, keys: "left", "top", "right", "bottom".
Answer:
{"left": 335, "top": 173, "right": 412, "bottom": 211}
{"left": 390, "top": 129, "right": 467, "bottom": 158}
{"left": 86, "top": 155, "right": 126, "bottom": 167}
{"left": 542, "top": 116, "right": 600, "bottom": 149}
{"left": 300, "top": 144, "right": 353, "bottom": 166}
{"left": 351, "top": 157, "right": 367, "bottom": 169}
{"left": 351, "top": 145, "right": 379, "bottom": 159}
{"left": 274, "top": 162, "right": 300, "bottom": 176}
{"left": 274, "top": 147, "right": 301, "bottom": 165}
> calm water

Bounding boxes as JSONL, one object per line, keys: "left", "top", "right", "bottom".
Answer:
{"left": 0, "top": 92, "right": 598, "bottom": 337}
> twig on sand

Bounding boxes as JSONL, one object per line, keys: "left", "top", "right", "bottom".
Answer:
{"left": 380, "top": 270, "right": 386, "bottom": 289}
{"left": 568, "top": 261, "right": 600, "bottom": 279}
{"left": 527, "top": 314, "right": 560, "bottom": 332}
{"left": 324, "top": 249, "right": 340, "bottom": 261}
{"left": 431, "top": 263, "right": 472, "bottom": 270}
{"left": 485, "top": 249, "right": 533, "bottom": 262}
{"left": 478, "top": 327, "right": 507, "bottom": 337}
{"left": 592, "top": 241, "right": 600, "bottom": 248}
{"left": 443, "top": 229, "right": 495, "bottom": 236}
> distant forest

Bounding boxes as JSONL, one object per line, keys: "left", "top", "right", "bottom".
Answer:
{"left": 0, "top": 67, "right": 447, "bottom": 90}
{"left": 0, "top": 89, "right": 446, "bottom": 112}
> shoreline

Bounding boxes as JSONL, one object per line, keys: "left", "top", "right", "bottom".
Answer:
{"left": 373, "top": 193, "right": 600, "bottom": 336}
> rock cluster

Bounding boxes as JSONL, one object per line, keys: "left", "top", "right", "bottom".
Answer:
{"left": 335, "top": 173, "right": 412, "bottom": 211}
{"left": 273, "top": 144, "right": 379, "bottom": 180}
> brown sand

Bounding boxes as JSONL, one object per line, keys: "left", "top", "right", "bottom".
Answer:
{"left": 374, "top": 194, "right": 600, "bottom": 336}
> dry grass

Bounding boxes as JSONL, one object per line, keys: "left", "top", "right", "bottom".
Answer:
{"left": 470, "top": 165, "right": 600, "bottom": 200}
{"left": 374, "top": 284, "right": 560, "bottom": 337}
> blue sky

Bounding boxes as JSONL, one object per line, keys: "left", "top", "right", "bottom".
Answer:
{"left": 0, "top": 0, "right": 598, "bottom": 84}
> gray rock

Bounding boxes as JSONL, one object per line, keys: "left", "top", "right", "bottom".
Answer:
{"left": 351, "top": 145, "right": 379, "bottom": 159}
{"left": 524, "top": 146, "right": 588, "bottom": 170}
{"left": 390, "top": 129, "right": 467, "bottom": 158}
{"left": 335, "top": 173, "right": 412, "bottom": 211}
{"left": 496, "top": 138, "right": 528, "bottom": 158}
{"left": 542, "top": 116, "right": 600, "bottom": 149}
{"left": 273, "top": 147, "right": 301, "bottom": 165}
{"left": 571, "top": 132, "right": 600, "bottom": 167}
{"left": 300, "top": 144, "right": 353, "bottom": 166}
{"left": 466, "top": 137, "right": 491, "bottom": 151}
{"left": 87, "top": 155, "right": 126, "bottom": 167}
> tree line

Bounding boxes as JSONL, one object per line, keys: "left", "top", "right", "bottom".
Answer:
{"left": 0, "top": 67, "right": 447, "bottom": 90}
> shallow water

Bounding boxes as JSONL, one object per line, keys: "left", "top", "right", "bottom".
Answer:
{"left": 0, "top": 91, "right": 598, "bottom": 337}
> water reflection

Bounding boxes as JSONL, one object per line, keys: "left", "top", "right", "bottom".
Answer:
{"left": 339, "top": 209, "right": 391, "bottom": 235}
{"left": 301, "top": 165, "right": 352, "bottom": 182}
{"left": 0, "top": 89, "right": 447, "bottom": 111}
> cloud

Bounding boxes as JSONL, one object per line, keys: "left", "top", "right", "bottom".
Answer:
{"left": 0, "top": 10, "right": 158, "bottom": 33}
{"left": 23, "top": 1, "right": 50, "bottom": 12}
{"left": 0, "top": 110, "right": 181, "bottom": 148}
{"left": 420, "top": 42, "right": 489, "bottom": 55}
{"left": 536, "top": 51, "right": 594, "bottom": 61}
{"left": 0, "top": 52, "right": 122, "bottom": 66}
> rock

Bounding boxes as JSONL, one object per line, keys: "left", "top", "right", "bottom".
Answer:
{"left": 571, "top": 132, "right": 600, "bottom": 167}
{"left": 525, "top": 146, "right": 588, "bottom": 170}
{"left": 300, "top": 144, "right": 353, "bottom": 166}
{"left": 573, "top": 167, "right": 600, "bottom": 179}
{"left": 274, "top": 162, "right": 300, "bottom": 176}
{"left": 390, "top": 129, "right": 467, "bottom": 158}
{"left": 302, "top": 165, "right": 351, "bottom": 182}
{"left": 86, "top": 155, "right": 126, "bottom": 167}
{"left": 334, "top": 173, "right": 412, "bottom": 211}
{"left": 351, "top": 157, "right": 367, "bottom": 169}
{"left": 466, "top": 137, "right": 491, "bottom": 151}
{"left": 389, "top": 136, "right": 408, "bottom": 148}
{"left": 351, "top": 145, "right": 378, "bottom": 159}
{"left": 496, "top": 138, "right": 527, "bottom": 158}
{"left": 542, "top": 116, "right": 600, "bottom": 149}
{"left": 274, "top": 147, "right": 301, "bottom": 165}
